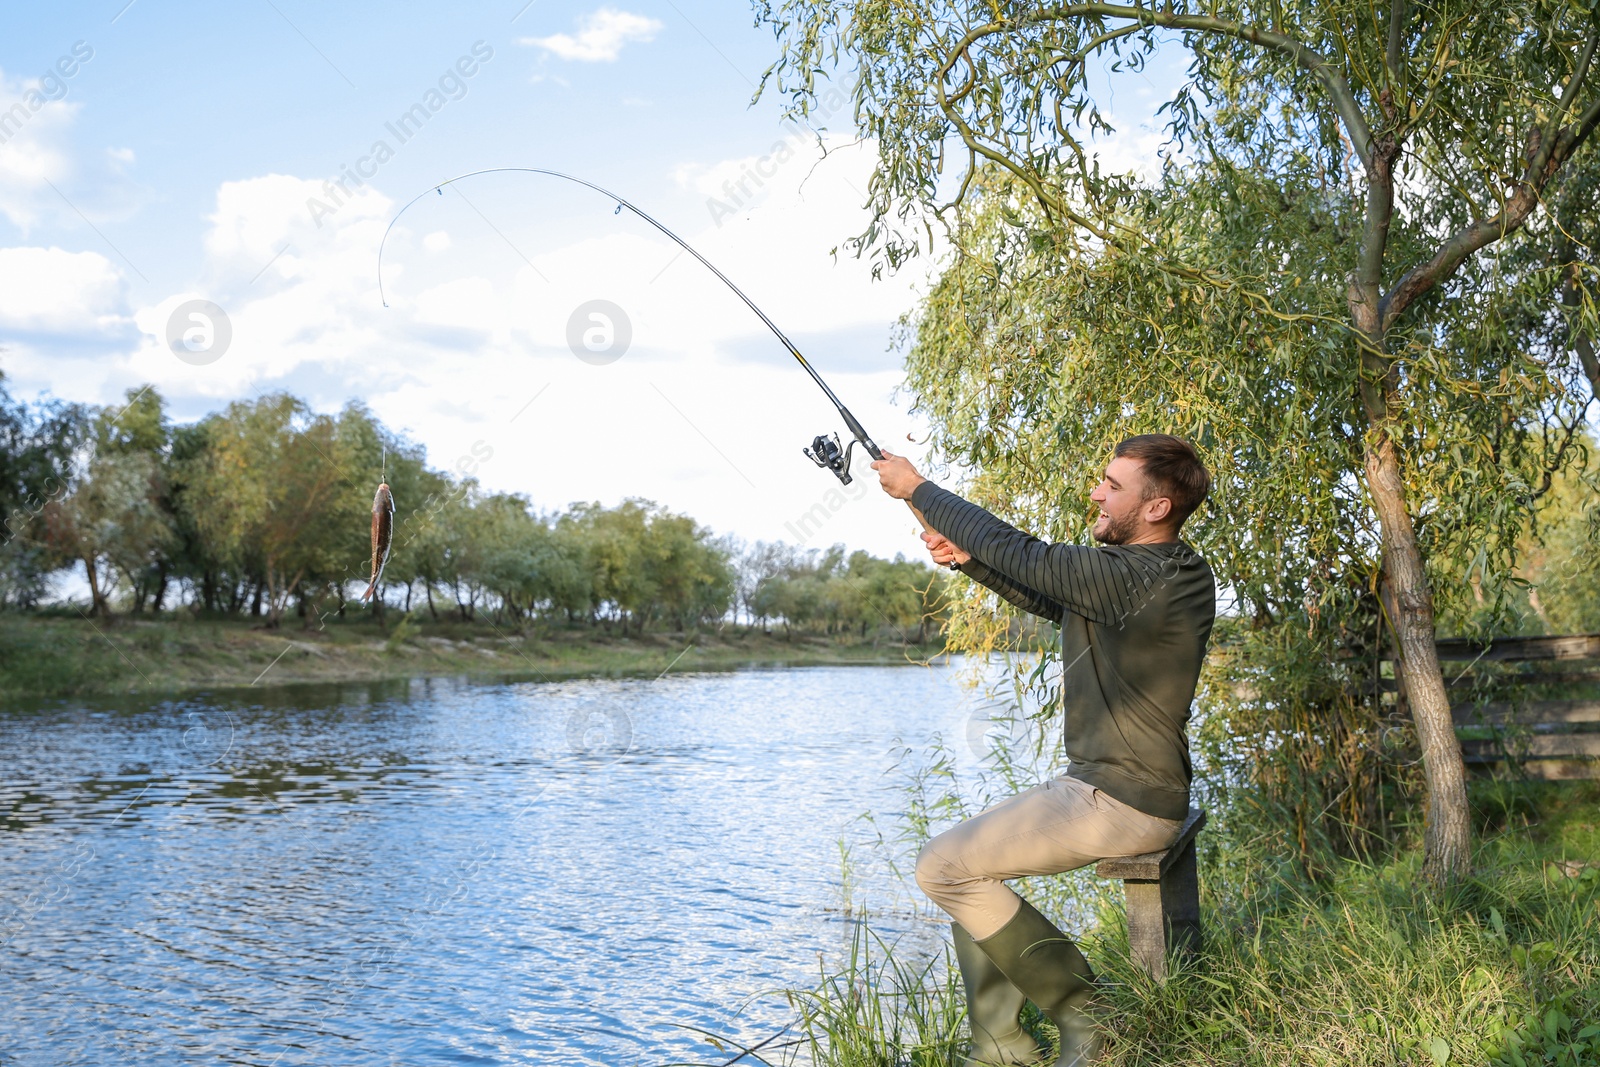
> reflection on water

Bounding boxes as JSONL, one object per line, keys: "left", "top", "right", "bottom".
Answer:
{"left": 0, "top": 665, "right": 983, "bottom": 1066}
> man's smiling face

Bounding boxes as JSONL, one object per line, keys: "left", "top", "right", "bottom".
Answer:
{"left": 1090, "top": 455, "right": 1159, "bottom": 545}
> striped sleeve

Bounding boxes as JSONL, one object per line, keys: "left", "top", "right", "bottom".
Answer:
{"left": 957, "top": 558, "right": 1065, "bottom": 622}
{"left": 911, "top": 481, "right": 1165, "bottom": 628}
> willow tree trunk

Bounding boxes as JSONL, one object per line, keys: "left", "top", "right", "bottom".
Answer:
{"left": 1361, "top": 429, "right": 1472, "bottom": 882}
{"left": 82, "top": 555, "right": 107, "bottom": 617}
{"left": 1347, "top": 105, "right": 1474, "bottom": 883}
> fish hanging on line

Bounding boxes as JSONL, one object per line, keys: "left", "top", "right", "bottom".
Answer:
{"left": 362, "top": 481, "right": 394, "bottom": 602}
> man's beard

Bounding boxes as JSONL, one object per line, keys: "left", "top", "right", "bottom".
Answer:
{"left": 1093, "top": 510, "right": 1139, "bottom": 545}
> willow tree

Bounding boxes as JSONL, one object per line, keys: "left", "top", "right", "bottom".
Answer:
{"left": 757, "top": 0, "right": 1600, "bottom": 881}
{"left": 178, "top": 395, "right": 369, "bottom": 627}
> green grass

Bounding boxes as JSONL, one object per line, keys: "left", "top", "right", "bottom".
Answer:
{"left": 744, "top": 781, "right": 1600, "bottom": 1067}
{"left": 0, "top": 613, "right": 948, "bottom": 701}
{"left": 0, "top": 615, "right": 128, "bottom": 697}
{"left": 672, "top": 921, "right": 971, "bottom": 1067}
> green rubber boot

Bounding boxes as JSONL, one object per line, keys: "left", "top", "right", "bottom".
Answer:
{"left": 972, "top": 899, "right": 1105, "bottom": 1067}
{"left": 951, "top": 922, "right": 1048, "bottom": 1066}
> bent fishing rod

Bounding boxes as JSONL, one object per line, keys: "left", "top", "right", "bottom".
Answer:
{"left": 376, "top": 167, "right": 944, "bottom": 542}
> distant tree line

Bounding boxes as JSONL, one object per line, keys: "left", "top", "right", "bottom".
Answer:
{"left": 0, "top": 377, "right": 949, "bottom": 637}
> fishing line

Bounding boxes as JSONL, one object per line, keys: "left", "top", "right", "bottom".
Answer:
{"left": 377, "top": 168, "right": 946, "bottom": 555}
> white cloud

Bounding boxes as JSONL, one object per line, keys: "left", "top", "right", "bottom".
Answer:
{"left": 1089, "top": 126, "right": 1177, "bottom": 181}
{"left": 115, "top": 174, "right": 400, "bottom": 397}
{"left": 661, "top": 135, "right": 941, "bottom": 350}
{"left": 202, "top": 172, "right": 388, "bottom": 271}
{"left": 6, "top": 139, "right": 944, "bottom": 556}
{"left": 519, "top": 9, "right": 663, "bottom": 62}
{"left": 339, "top": 140, "right": 936, "bottom": 381}
{"left": 0, "top": 70, "right": 81, "bottom": 229}
{"left": 411, "top": 275, "right": 500, "bottom": 333}
{"left": 0, "top": 246, "right": 126, "bottom": 332}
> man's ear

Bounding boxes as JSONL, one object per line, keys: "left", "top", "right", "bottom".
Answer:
{"left": 1144, "top": 496, "right": 1173, "bottom": 524}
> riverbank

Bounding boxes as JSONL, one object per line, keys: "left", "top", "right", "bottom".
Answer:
{"left": 768, "top": 780, "right": 1600, "bottom": 1066}
{"left": 0, "top": 614, "right": 950, "bottom": 700}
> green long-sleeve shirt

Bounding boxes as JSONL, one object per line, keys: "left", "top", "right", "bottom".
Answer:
{"left": 910, "top": 481, "right": 1216, "bottom": 820}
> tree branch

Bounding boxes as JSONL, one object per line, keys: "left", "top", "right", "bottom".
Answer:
{"left": 1349, "top": 5, "right": 1409, "bottom": 358}
{"left": 1385, "top": 0, "right": 1407, "bottom": 118}
{"left": 1577, "top": 328, "right": 1600, "bottom": 406}
{"left": 1068, "top": 22, "right": 1149, "bottom": 64}
{"left": 937, "top": 4, "right": 1377, "bottom": 168}
{"left": 1531, "top": 25, "right": 1600, "bottom": 181}
{"left": 1572, "top": 86, "right": 1600, "bottom": 154}
{"left": 1379, "top": 191, "right": 1542, "bottom": 330}
{"left": 1354, "top": 137, "right": 1399, "bottom": 332}
{"left": 1381, "top": 27, "right": 1600, "bottom": 329}
{"left": 1562, "top": 253, "right": 1600, "bottom": 405}
{"left": 1529, "top": 407, "right": 1588, "bottom": 501}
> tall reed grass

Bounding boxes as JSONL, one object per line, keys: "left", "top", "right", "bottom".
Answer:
{"left": 674, "top": 648, "right": 1599, "bottom": 1066}
{"left": 694, "top": 650, "right": 1600, "bottom": 1067}
{"left": 743, "top": 779, "right": 1598, "bottom": 1067}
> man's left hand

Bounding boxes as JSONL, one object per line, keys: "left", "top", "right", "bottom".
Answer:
{"left": 871, "top": 450, "right": 926, "bottom": 500}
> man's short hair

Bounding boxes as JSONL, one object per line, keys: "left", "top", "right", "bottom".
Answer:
{"left": 1113, "top": 434, "right": 1210, "bottom": 527}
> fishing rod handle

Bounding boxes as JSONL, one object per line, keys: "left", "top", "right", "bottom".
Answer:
{"left": 837, "top": 407, "right": 883, "bottom": 462}
{"left": 839, "top": 404, "right": 950, "bottom": 561}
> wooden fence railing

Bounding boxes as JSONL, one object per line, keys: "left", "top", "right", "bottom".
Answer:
{"left": 1390, "top": 634, "right": 1600, "bottom": 780}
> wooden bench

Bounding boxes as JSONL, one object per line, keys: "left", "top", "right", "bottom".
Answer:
{"left": 1094, "top": 807, "right": 1205, "bottom": 980}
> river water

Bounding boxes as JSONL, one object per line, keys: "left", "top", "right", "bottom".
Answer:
{"left": 0, "top": 663, "right": 1023, "bottom": 1066}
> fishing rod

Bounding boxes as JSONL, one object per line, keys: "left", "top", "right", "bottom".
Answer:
{"left": 376, "top": 168, "right": 928, "bottom": 509}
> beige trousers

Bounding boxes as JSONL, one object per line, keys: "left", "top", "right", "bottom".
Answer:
{"left": 914, "top": 774, "right": 1183, "bottom": 941}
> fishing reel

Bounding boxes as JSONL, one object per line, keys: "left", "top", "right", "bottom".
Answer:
{"left": 804, "top": 432, "right": 857, "bottom": 485}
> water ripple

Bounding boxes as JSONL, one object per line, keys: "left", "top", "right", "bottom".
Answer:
{"left": 0, "top": 665, "right": 979, "bottom": 1066}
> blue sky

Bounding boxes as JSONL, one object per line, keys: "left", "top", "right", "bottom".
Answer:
{"left": 1, "top": 1, "right": 1187, "bottom": 558}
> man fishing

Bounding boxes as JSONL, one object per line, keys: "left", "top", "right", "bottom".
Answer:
{"left": 872, "top": 434, "right": 1215, "bottom": 1067}
{"left": 380, "top": 167, "right": 1217, "bottom": 1067}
